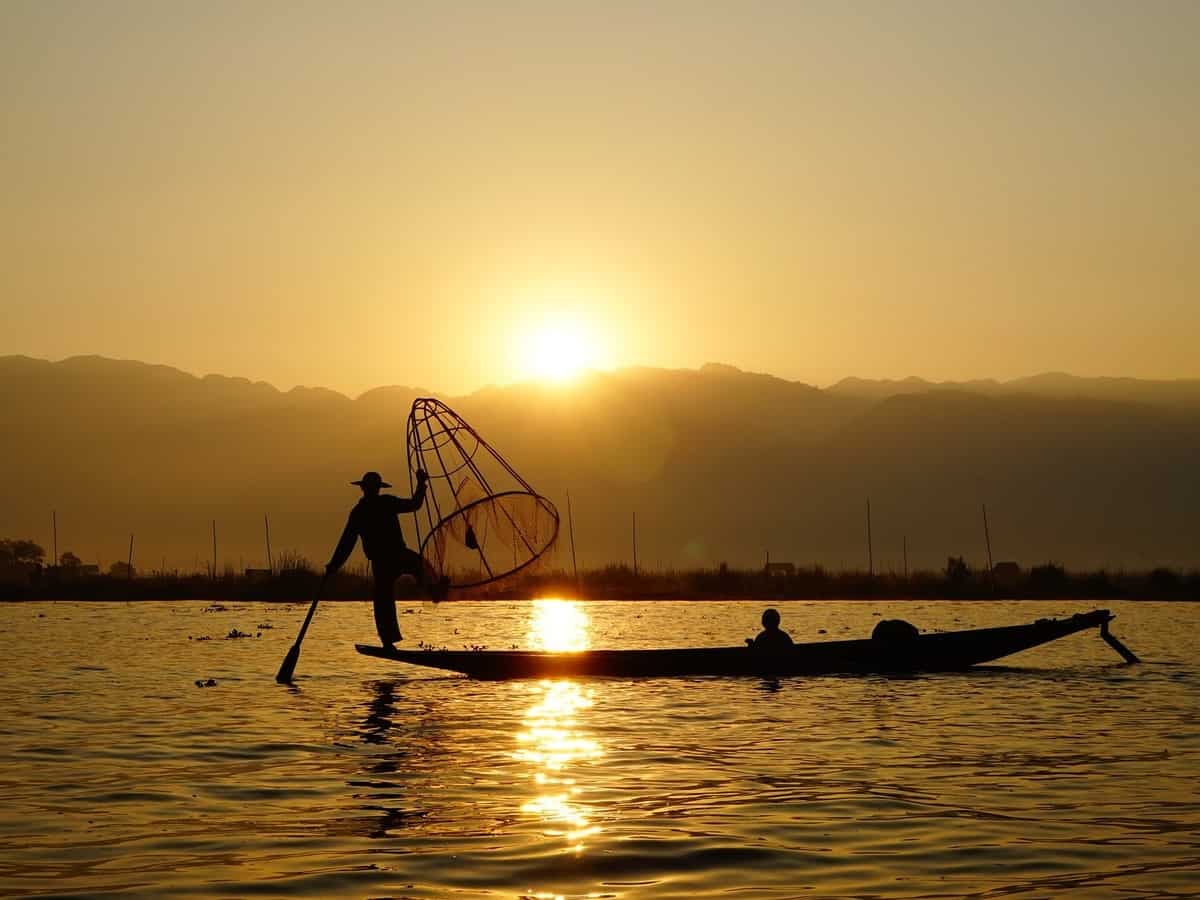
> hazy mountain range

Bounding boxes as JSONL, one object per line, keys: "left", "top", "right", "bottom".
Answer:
{"left": 4, "top": 355, "right": 1199, "bottom": 573}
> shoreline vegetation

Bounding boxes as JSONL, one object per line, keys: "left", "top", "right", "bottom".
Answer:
{"left": 2, "top": 558, "right": 1197, "bottom": 602}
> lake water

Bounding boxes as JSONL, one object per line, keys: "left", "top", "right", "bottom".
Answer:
{"left": 0, "top": 599, "right": 1196, "bottom": 899}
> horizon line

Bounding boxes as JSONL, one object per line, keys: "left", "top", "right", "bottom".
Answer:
{"left": 6, "top": 352, "right": 1200, "bottom": 402}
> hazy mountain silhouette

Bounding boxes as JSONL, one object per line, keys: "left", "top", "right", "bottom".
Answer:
{"left": 830, "top": 372, "right": 1200, "bottom": 409}
{"left": 3, "top": 355, "right": 1198, "bottom": 574}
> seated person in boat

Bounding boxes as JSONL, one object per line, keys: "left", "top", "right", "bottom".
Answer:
{"left": 748, "top": 608, "right": 794, "bottom": 650}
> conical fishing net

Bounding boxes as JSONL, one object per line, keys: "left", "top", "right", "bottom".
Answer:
{"left": 406, "top": 398, "right": 559, "bottom": 589}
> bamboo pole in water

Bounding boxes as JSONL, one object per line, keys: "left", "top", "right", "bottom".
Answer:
{"left": 866, "top": 500, "right": 874, "bottom": 576}
{"left": 983, "top": 503, "right": 995, "bottom": 591}
{"left": 982, "top": 504, "right": 994, "bottom": 571}
{"left": 264, "top": 514, "right": 274, "bottom": 573}
{"left": 566, "top": 491, "right": 579, "bottom": 586}
{"left": 211, "top": 520, "right": 217, "bottom": 580}
{"left": 127, "top": 534, "right": 134, "bottom": 579}
{"left": 632, "top": 511, "right": 638, "bottom": 576}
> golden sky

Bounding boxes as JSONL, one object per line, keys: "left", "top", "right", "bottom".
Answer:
{"left": 3, "top": 2, "right": 1198, "bottom": 395}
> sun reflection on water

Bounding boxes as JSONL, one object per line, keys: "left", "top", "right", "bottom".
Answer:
{"left": 527, "top": 598, "right": 590, "bottom": 652}
{"left": 517, "top": 600, "right": 601, "bottom": 855}
{"left": 515, "top": 680, "right": 602, "bottom": 852}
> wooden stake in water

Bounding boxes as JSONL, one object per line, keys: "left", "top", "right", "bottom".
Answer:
{"left": 632, "top": 511, "right": 638, "bottom": 576}
{"left": 903, "top": 535, "right": 908, "bottom": 579}
{"left": 211, "top": 520, "right": 217, "bottom": 580}
{"left": 984, "top": 508, "right": 993, "bottom": 571}
{"left": 264, "top": 514, "right": 274, "bottom": 573}
{"left": 566, "top": 491, "right": 579, "bottom": 585}
{"left": 52, "top": 510, "right": 58, "bottom": 568}
{"left": 866, "top": 500, "right": 874, "bottom": 576}
{"left": 982, "top": 503, "right": 995, "bottom": 591}
{"left": 127, "top": 533, "right": 134, "bottom": 580}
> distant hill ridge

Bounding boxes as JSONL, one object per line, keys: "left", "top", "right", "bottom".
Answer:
{"left": 6, "top": 354, "right": 1199, "bottom": 408}
{"left": 3, "top": 354, "right": 1198, "bottom": 572}
{"left": 829, "top": 371, "right": 1200, "bottom": 409}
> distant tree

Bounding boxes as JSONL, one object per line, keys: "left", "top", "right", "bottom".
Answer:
{"left": 1081, "top": 569, "right": 1114, "bottom": 597}
{"left": 0, "top": 539, "right": 46, "bottom": 565}
{"left": 108, "top": 561, "right": 135, "bottom": 579}
{"left": 944, "top": 556, "right": 970, "bottom": 584}
{"left": 1148, "top": 568, "right": 1180, "bottom": 593}
{"left": 59, "top": 551, "right": 82, "bottom": 569}
{"left": 1029, "top": 562, "right": 1067, "bottom": 593}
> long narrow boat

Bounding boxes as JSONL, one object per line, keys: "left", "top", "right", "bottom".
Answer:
{"left": 356, "top": 609, "right": 1135, "bottom": 679}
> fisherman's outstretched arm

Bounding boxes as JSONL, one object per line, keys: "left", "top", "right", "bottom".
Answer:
{"left": 326, "top": 513, "right": 359, "bottom": 573}
{"left": 390, "top": 470, "right": 429, "bottom": 513}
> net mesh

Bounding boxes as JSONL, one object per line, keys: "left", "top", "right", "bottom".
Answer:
{"left": 406, "top": 398, "right": 559, "bottom": 589}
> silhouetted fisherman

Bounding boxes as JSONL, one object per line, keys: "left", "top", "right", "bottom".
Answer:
{"left": 326, "top": 470, "right": 431, "bottom": 648}
{"left": 748, "top": 608, "right": 795, "bottom": 651}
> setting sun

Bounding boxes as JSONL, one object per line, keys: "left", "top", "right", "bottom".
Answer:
{"left": 519, "top": 317, "right": 599, "bottom": 383}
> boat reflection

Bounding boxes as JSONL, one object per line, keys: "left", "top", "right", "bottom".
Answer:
{"left": 516, "top": 599, "right": 601, "bottom": 853}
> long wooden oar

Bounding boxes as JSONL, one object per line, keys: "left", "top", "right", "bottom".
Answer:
{"left": 275, "top": 573, "right": 328, "bottom": 684}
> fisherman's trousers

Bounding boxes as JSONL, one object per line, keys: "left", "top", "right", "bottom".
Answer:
{"left": 370, "top": 549, "right": 426, "bottom": 644}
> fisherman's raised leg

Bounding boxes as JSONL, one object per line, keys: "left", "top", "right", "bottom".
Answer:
{"left": 398, "top": 547, "right": 449, "bottom": 602}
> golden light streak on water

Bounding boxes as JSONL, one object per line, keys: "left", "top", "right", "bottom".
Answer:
{"left": 515, "top": 679, "right": 602, "bottom": 853}
{"left": 527, "top": 598, "right": 590, "bottom": 652}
